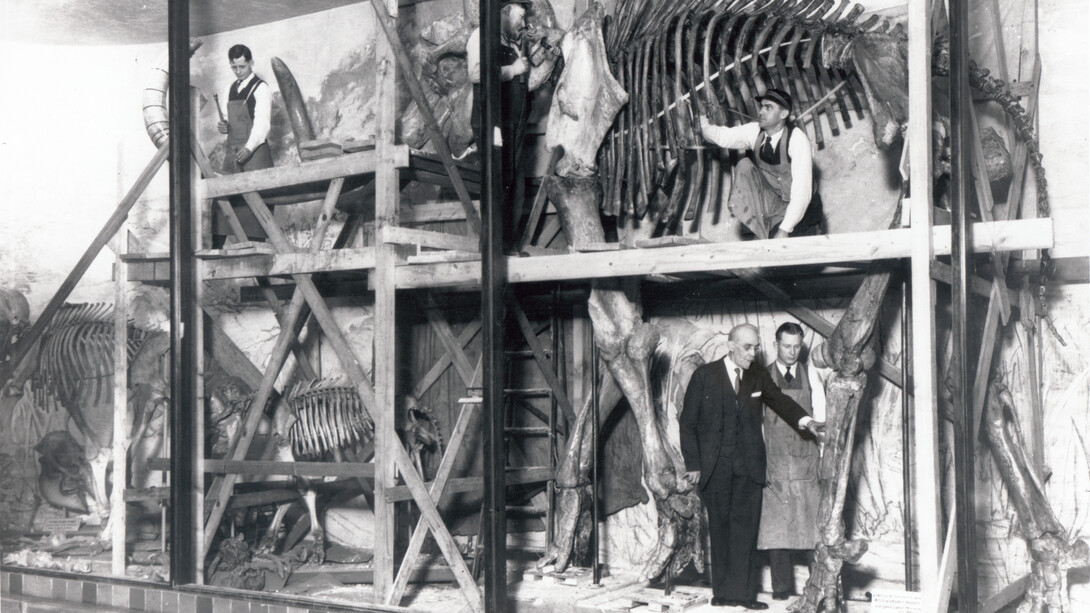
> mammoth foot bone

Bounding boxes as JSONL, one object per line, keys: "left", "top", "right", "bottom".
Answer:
{"left": 983, "top": 380, "right": 1089, "bottom": 613}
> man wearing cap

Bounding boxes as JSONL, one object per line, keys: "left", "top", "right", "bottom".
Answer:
{"left": 699, "top": 89, "right": 825, "bottom": 239}
{"left": 466, "top": 0, "right": 533, "bottom": 196}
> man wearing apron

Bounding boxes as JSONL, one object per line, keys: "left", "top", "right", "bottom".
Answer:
{"left": 698, "top": 89, "right": 825, "bottom": 239}
{"left": 214, "top": 44, "right": 274, "bottom": 244}
{"left": 466, "top": 0, "right": 532, "bottom": 243}
{"left": 758, "top": 322, "right": 825, "bottom": 600}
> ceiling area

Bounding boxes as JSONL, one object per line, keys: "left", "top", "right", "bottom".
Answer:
{"left": 2, "top": 0, "right": 365, "bottom": 45}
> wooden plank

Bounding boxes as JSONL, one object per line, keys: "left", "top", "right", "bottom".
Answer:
{"left": 111, "top": 232, "right": 128, "bottom": 575}
{"left": 0, "top": 141, "right": 169, "bottom": 388}
{"left": 383, "top": 226, "right": 478, "bottom": 253}
{"left": 388, "top": 401, "right": 478, "bottom": 604}
{"left": 198, "top": 247, "right": 377, "bottom": 279}
{"left": 979, "top": 574, "right": 1030, "bottom": 613}
{"left": 400, "top": 200, "right": 480, "bottom": 224}
{"left": 423, "top": 296, "right": 477, "bottom": 386}
{"left": 394, "top": 220, "right": 1054, "bottom": 288}
{"left": 970, "top": 288, "right": 1003, "bottom": 443}
{"left": 908, "top": 0, "right": 942, "bottom": 605}
{"left": 733, "top": 268, "right": 904, "bottom": 388}
{"left": 369, "top": 0, "right": 481, "bottom": 236}
{"left": 511, "top": 299, "right": 576, "bottom": 428}
{"left": 385, "top": 467, "right": 554, "bottom": 502}
{"left": 203, "top": 146, "right": 408, "bottom": 198}
{"left": 969, "top": 104, "right": 1012, "bottom": 324}
{"left": 936, "top": 501, "right": 958, "bottom": 613}
{"left": 410, "top": 321, "right": 482, "bottom": 399}
{"left": 152, "top": 458, "right": 376, "bottom": 478}
{"left": 930, "top": 261, "right": 1017, "bottom": 305}
{"left": 203, "top": 311, "right": 265, "bottom": 391}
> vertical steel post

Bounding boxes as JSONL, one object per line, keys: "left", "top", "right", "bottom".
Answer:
{"left": 950, "top": 0, "right": 977, "bottom": 609}
{"left": 901, "top": 275, "right": 915, "bottom": 590}
{"left": 168, "top": 0, "right": 199, "bottom": 587}
{"left": 480, "top": 0, "right": 508, "bottom": 610}
{"left": 591, "top": 343, "right": 601, "bottom": 585}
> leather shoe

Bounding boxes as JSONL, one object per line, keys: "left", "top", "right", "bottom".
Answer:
{"left": 772, "top": 591, "right": 791, "bottom": 600}
{"left": 710, "top": 597, "right": 730, "bottom": 606}
{"left": 721, "top": 600, "right": 769, "bottom": 610}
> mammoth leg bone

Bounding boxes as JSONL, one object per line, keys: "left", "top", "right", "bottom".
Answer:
{"left": 790, "top": 265, "right": 893, "bottom": 613}
{"left": 537, "top": 175, "right": 703, "bottom": 581}
{"left": 983, "top": 380, "right": 1089, "bottom": 613}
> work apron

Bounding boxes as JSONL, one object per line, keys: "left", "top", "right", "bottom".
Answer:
{"left": 216, "top": 78, "right": 273, "bottom": 241}
{"left": 757, "top": 362, "right": 821, "bottom": 550}
{"left": 732, "top": 128, "right": 824, "bottom": 239}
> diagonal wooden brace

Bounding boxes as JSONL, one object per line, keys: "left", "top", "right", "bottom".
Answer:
{"left": 510, "top": 298, "right": 575, "bottom": 427}
{"left": 387, "top": 399, "right": 479, "bottom": 606}
{"left": 202, "top": 179, "right": 346, "bottom": 556}
{"left": 410, "top": 321, "right": 482, "bottom": 400}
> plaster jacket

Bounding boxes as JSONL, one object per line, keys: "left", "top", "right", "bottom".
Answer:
{"left": 757, "top": 360, "right": 821, "bottom": 551}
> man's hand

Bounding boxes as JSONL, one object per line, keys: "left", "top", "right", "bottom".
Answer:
{"left": 685, "top": 470, "right": 700, "bottom": 485}
{"left": 698, "top": 115, "right": 714, "bottom": 138}
{"left": 512, "top": 57, "right": 529, "bottom": 76}
{"left": 235, "top": 146, "right": 252, "bottom": 164}
{"left": 773, "top": 228, "right": 790, "bottom": 239}
{"left": 217, "top": 120, "right": 228, "bottom": 134}
{"left": 804, "top": 420, "right": 826, "bottom": 444}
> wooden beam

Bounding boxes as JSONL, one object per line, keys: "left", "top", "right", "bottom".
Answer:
{"left": 908, "top": 0, "right": 942, "bottom": 606}
{"left": 0, "top": 141, "right": 169, "bottom": 388}
{"left": 202, "top": 146, "right": 408, "bottom": 198}
{"left": 936, "top": 501, "right": 958, "bottom": 613}
{"left": 385, "top": 467, "right": 554, "bottom": 503}
{"left": 155, "top": 458, "right": 376, "bottom": 478}
{"left": 969, "top": 104, "right": 1012, "bottom": 324}
{"left": 198, "top": 247, "right": 377, "bottom": 280}
{"left": 394, "top": 220, "right": 1054, "bottom": 288}
{"left": 510, "top": 299, "right": 575, "bottom": 428}
{"left": 733, "top": 268, "right": 905, "bottom": 388}
{"left": 383, "top": 226, "right": 479, "bottom": 253}
{"left": 410, "top": 321, "right": 482, "bottom": 399}
{"left": 111, "top": 233, "right": 129, "bottom": 576}
{"left": 422, "top": 296, "right": 478, "bottom": 386}
{"left": 930, "top": 261, "right": 1017, "bottom": 306}
{"left": 979, "top": 574, "right": 1030, "bottom": 613}
{"left": 400, "top": 200, "right": 480, "bottom": 224}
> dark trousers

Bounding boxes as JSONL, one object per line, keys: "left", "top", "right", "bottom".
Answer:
{"left": 769, "top": 549, "right": 797, "bottom": 594}
{"left": 700, "top": 466, "right": 763, "bottom": 601}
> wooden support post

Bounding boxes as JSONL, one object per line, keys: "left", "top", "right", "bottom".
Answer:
{"left": 373, "top": 0, "right": 400, "bottom": 599}
{"left": 908, "top": 0, "right": 943, "bottom": 606}
{"left": 111, "top": 231, "right": 128, "bottom": 576}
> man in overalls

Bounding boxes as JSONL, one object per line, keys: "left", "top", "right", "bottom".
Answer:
{"left": 466, "top": 0, "right": 532, "bottom": 240}
{"left": 757, "top": 322, "right": 825, "bottom": 600}
{"left": 699, "top": 89, "right": 825, "bottom": 239}
{"left": 214, "top": 44, "right": 273, "bottom": 244}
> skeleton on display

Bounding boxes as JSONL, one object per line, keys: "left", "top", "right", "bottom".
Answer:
{"left": 529, "top": 1, "right": 1049, "bottom": 609}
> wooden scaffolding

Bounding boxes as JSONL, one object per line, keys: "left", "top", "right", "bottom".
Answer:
{"left": 0, "top": 0, "right": 1052, "bottom": 612}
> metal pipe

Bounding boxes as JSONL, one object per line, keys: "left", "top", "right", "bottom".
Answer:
{"left": 480, "top": 0, "right": 508, "bottom": 608}
{"left": 591, "top": 341, "right": 601, "bottom": 585}
{"left": 901, "top": 273, "right": 915, "bottom": 591}
{"left": 168, "top": 0, "right": 199, "bottom": 587}
{"left": 950, "top": 0, "right": 977, "bottom": 609}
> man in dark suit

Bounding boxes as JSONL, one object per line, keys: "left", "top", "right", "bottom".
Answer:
{"left": 680, "top": 324, "right": 824, "bottom": 609}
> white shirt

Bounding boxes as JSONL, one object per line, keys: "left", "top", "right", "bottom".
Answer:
{"left": 466, "top": 27, "right": 525, "bottom": 86}
{"left": 225, "top": 73, "right": 271, "bottom": 154}
{"left": 775, "top": 359, "right": 826, "bottom": 422}
{"left": 722, "top": 355, "right": 813, "bottom": 430}
{"left": 701, "top": 121, "right": 814, "bottom": 233}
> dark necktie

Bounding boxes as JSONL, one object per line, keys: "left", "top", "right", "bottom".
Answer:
{"left": 760, "top": 134, "right": 774, "bottom": 162}
{"left": 784, "top": 366, "right": 794, "bottom": 383}
{"left": 734, "top": 367, "right": 742, "bottom": 391}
